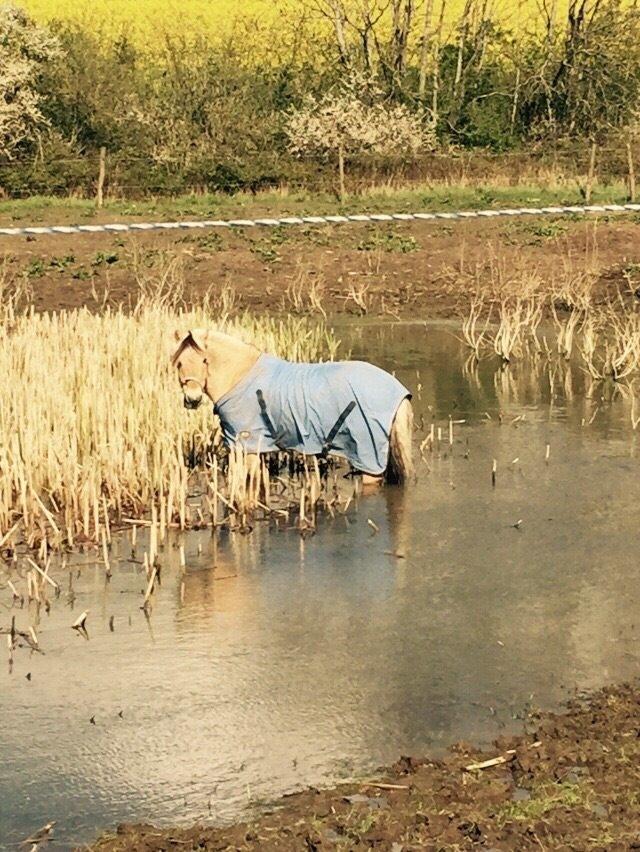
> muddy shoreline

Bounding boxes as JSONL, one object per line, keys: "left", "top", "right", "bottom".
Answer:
{"left": 87, "top": 683, "right": 640, "bottom": 851}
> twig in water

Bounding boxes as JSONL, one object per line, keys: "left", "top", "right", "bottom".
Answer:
{"left": 26, "top": 558, "right": 59, "bottom": 592}
{"left": 141, "top": 565, "right": 158, "bottom": 611}
{"left": 72, "top": 611, "right": 88, "bottom": 631}
{"left": 0, "top": 519, "right": 21, "bottom": 549}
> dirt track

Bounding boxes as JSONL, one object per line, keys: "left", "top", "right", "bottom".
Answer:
{"left": 3, "top": 214, "right": 640, "bottom": 317}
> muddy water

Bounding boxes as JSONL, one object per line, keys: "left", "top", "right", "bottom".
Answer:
{"left": 2, "top": 321, "right": 640, "bottom": 850}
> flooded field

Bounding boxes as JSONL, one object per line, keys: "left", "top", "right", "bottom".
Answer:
{"left": 2, "top": 320, "right": 640, "bottom": 850}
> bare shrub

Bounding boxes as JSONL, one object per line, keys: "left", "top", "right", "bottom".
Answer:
{"left": 286, "top": 73, "right": 434, "bottom": 199}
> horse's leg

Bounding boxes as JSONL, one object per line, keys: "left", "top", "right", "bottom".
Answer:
{"left": 246, "top": 452, "right": 263, "bottom": 502}
{"left": 386, "top": 397, "right": 415, "bottom": 484}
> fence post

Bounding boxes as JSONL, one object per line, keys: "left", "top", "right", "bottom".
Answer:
{"left": 627, "top": 140, "right": 636, "bottom": 203}
{"left": 96, "top": 147, "right": 106, "bottom": 209}
{"left": 584, "top": 140, "right": 597, "bottom": 204}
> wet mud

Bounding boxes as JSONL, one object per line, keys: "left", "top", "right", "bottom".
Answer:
{"left": 89, "top": 682, "right": 640, "bottom": 851}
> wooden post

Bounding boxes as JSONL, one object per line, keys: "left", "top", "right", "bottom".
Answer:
{"left": 337, "top": 143, "right": 346, "bottom": 203}
{"left": 585, "top": 139, "right": 597, "bottom": 204}
{"left": 627, "top": 139, "right": 636, "bottom": 203}
{"left": 96, "top": 146, "right": 106, "bottom": 209}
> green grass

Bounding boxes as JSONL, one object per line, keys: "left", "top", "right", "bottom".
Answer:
{"left": 0, "top": 182, "right": 633, "bottom": 227}
{"left": 357, "top": 229, "right": 419, "bottom": 253}
{"left": 496, "top": 781, "right": 593, "bottom": 826}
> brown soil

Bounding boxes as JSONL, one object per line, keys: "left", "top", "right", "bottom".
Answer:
{"left": 88, "top": 682, "right": 640, "bottom": 851}
{"left": 4, "top": 215, "right": 640, "bottom": 318}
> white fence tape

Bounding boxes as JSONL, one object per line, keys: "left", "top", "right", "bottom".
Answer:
{"left": 0, "top": 202, "right": 639, "bottom": 238}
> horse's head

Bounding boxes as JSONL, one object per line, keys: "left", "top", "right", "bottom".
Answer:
{"left": 171, "top": 329, "right": 210, "bottom": 410}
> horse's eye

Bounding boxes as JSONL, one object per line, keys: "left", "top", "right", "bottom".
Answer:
{"left": 176, "top": 361, "right": 182, "bottom": 370}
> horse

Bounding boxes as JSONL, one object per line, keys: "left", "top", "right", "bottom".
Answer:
{"left": 171, "top": 328, "right": 414, "bottom": 485}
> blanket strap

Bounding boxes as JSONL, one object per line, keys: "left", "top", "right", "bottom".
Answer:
{"left": 321, "top": 400, "right": 356, "bottom": 457}
{"left": 256, "top": 389, "right": 288, "bottom": 450}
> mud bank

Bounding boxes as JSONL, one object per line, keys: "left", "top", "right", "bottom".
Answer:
{"left": 89, "top": 682, "right": 640, "bottom": 851}
{"left": 5, "top": 215, "right": 640, "bottom": 319}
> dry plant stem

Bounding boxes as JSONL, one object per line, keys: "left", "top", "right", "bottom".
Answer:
{"left": 0, "top": 280, "right": 340, "bottom": 551}
{"left": 460, "top": 292, "right": 491, "bottom": 358}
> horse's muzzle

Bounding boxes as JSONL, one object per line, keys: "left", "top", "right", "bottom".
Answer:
{"left": 183, "top": 396, "right": 203, "bottom": 410}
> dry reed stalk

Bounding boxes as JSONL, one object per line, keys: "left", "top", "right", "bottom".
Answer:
{"left": 346, "top": 282, "right": 373, "bottom": 315}
{"left": 26, "top": 557, "right": 59, "bottom": 592}
{"left": 552, "top": 304, "right": 584, "bottom": 361}
{"left": 0, "top": 519, "right": 20, "bottom": 549}
{"left": 579, "top": 305, "right": 640, "bottom": 381}
{"left": 149, "top": 503, "right": 158, "bottom": 566}
{"left": 0, "top": 289, "right": 338, "bottom": 551}
{"left": 631, "top": 391, "right": 640, "bottom": 430}
{"left": 102, "top": 496, "right": 111, "bottom": 545}
{"left": 142, "top": 565, "right": 158, "bottom": 610}
{"left": 460, "top": 292, "right": 491, "bottom": 358}
{"left": 159, "top": 493, "right": 166, "bottom": 543}
{"left": 101, "top": 529, "right": 111, "bottom": 578}
{"left": 72, "top": 611, "right": 88, "bottom": 631}
{"left": 491, "top": 295, "right": 544, "bottom": 363}
{"left": 284, "top": 265, "right": 327, "bottom": 319}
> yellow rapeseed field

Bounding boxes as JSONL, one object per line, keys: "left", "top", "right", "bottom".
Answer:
{"left": 21, "top": 0, "right": 570, "bottom": 52}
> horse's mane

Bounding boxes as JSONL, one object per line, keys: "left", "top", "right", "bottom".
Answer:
{"left": 171, "top": 329, "right": 260, "bottom": 366}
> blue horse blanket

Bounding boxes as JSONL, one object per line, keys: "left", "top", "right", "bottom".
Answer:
{"left": 214, "top": 354, "right": 410, "bottom": 475}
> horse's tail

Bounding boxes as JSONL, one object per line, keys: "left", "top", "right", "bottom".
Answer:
{"left": 386, "top": 397, "right": 415, "bottom": 485}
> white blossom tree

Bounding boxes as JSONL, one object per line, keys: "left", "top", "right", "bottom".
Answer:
{"left": 286, "top": 74, "right": 434, "bottom": 200}
{"left": 0, "top": 4, "right": 59, "bottom": 159}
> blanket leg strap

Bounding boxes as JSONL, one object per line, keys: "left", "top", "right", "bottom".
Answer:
{"left": 321, "top": 400, "right": 356, "bottom": 458}
{"left": 256, "top": 389, "right": 287, "bottom": 450}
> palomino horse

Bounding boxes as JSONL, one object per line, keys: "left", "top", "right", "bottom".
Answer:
{"left": 171, "top": 329, "right": 414, "bottom": 484}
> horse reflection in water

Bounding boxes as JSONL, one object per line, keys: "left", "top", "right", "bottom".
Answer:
{"left": 176, "top": 482, "right": 413, "bottom": 630}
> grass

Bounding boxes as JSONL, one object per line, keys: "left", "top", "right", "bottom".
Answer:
{"left": 0, "top": 181, "right": 633, "bottom": 227}
{"left": 496, "top": 781, "right": 593, "bottom": 825}
{"left": 357, "top": 230, "right": 419, "bottom": 253}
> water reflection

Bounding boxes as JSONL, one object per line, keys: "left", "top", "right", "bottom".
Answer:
{"left": 1, "top": 321, "right": 639, "bottom": 850}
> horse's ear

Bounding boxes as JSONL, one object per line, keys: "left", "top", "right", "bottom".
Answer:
{"left": 189, "top": 329, "right": 209, "bottom": 351}
{"left": 170, "top": 330, "right": 187, "bottom": 365}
